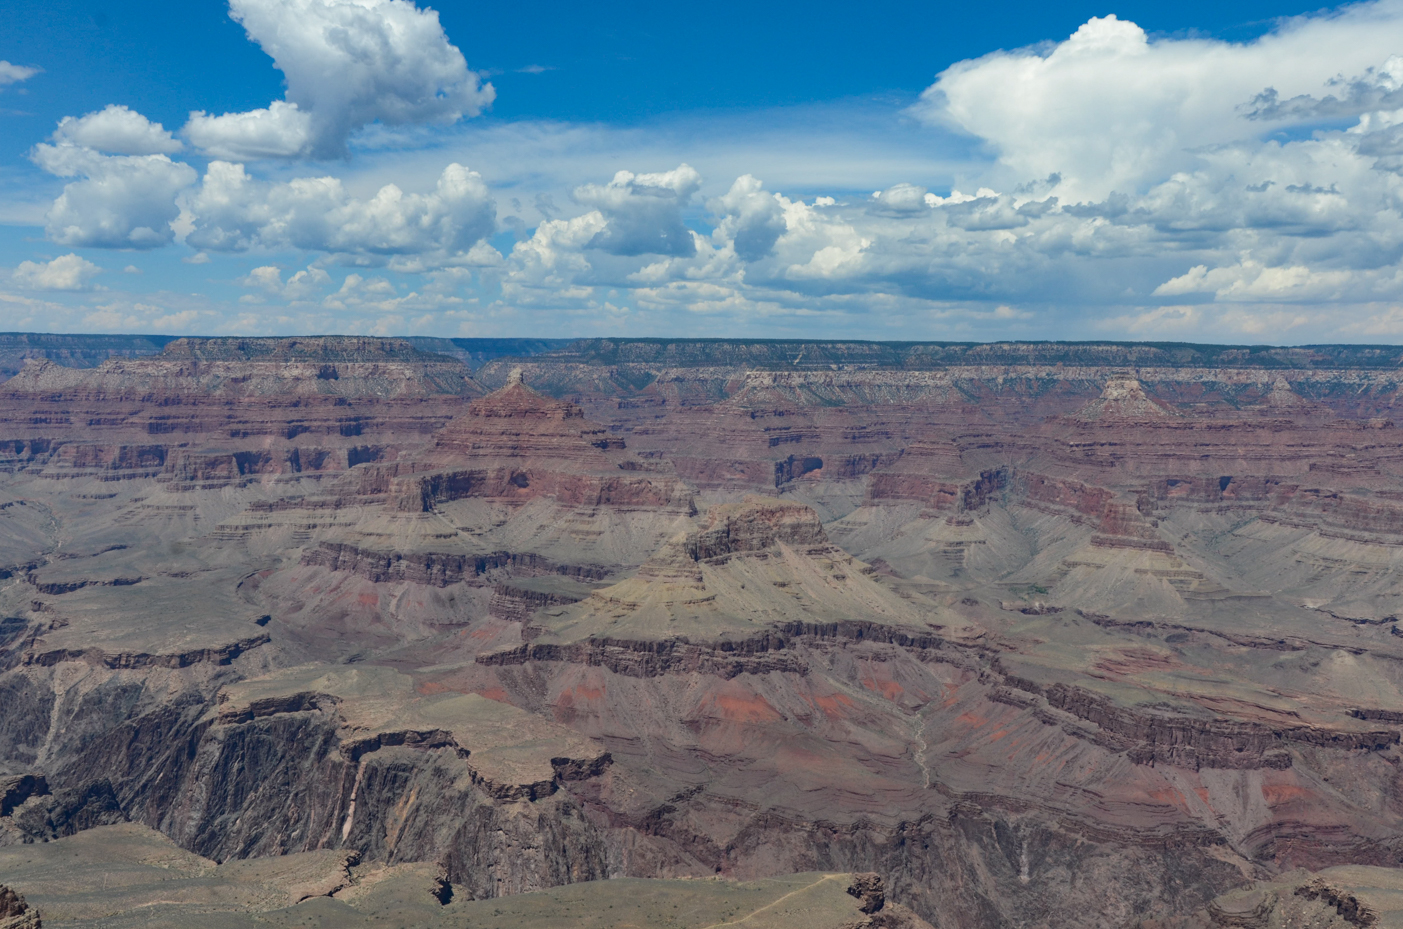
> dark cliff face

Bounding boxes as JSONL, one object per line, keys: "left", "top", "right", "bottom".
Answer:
{"left": 7, "top": 335, "right": 1403, "bottom": 928}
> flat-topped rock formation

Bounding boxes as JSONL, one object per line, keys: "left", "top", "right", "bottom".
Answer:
{"left": 160, "top": 335, "right": 447, "bottom": 362}
{"left": 4, "top": 336, "right": 481, "bottom": 399}
{"left": 479, "top": 339, "right": 1403, "bottom": 423}
{"left": 0, "top": 334, "right": 571, "bottom": 384}
{"left": 505, "top": 337, "right": 1403, "bottom": 371}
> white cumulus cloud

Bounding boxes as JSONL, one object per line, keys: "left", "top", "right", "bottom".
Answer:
{"left": 24, "top": 0, "right": 1403, "bottom": 343}
{"left": 915, "top": 6, "right": 1403, "bottom": 202}
{"left": 32, "top": 143, "right": 197, "bottom": 249}
{"left": 185, "top": 0, "right": 494, "bottom": 159}
{"left": 53, "top": 105, "right": 183, "bottom": 155}
{"left": 184, "top": 161, "right": 496, "bottom": 266}
{"left": 239, "top": 264, "right": 333, "bottom": 299}
{"left": 11, "top": 254, "right": 103, "bottom": 291}
{"left": 572, "top": 164, "right": 703, "bottom": 257}
{"left": 712, "top": 175, "right": 786, "bottom": 261}
{"left": 1154, "top": 260, "right": 1399, "bottom": 303}
{"left": 184, "top": 101, "right": 311, "bottom": 161}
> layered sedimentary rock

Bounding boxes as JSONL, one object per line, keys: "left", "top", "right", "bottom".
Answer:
{"left": 0, "top": 332, "right": 178, "bottom": 382}
{"left": 1149, "top": 864, "right": 1403, "bottom": 928}
{"left": 6, "top": 336, "right": 483, "bottom": 399}
{"left": 481, "top": 494, "right": 969, "bottom": 653}
{"left": 389, "top": 370, "right": 694, "bottom": 514}
{"left": 11, "top": 336, "right": 1403, "bottom": 928}
{"left": 0, "top": 337, "right": 491, "bottom": 493}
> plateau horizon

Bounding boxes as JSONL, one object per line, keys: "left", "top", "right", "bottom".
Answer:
{"left": 10, "top": 332, "right": 1403, "bottom": 364}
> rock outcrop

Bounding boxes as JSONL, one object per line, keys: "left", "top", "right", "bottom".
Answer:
{"left": 0, "top": 887, "right": 39, "bottom": 929}
{"left": 1155, "top": 864, "right": 1403, "bottom": 928}
{"left": 1076, "top": 376, "right": 1175, "bottom": 422}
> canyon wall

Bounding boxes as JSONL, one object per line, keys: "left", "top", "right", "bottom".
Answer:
{"left": 3, "top": 336, "right": 1403, "bottom": 927}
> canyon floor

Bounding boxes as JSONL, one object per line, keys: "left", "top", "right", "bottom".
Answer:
{"left": 3, "top": 336, "right": 1403, "bottom": 928}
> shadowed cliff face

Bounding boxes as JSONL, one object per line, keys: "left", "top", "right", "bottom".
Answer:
{"left": 11, "top": 337, "right": 1403, "bottom": 928}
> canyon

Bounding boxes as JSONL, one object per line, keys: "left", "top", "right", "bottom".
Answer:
{"left": 4, "top": 336, "right": 1403, "bottom": 926}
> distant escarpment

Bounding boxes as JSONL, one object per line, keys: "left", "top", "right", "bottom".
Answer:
{"left": 476, "top": 338, "right": 1403, "bottom": 420}
{"left": 500, "top": 337, "right": 1403, "bottom": 372}
{"left": 0, "top": 336, "right": 488, "bottom": 485}
{"left": 3, "top": 336, "right": 481, "bottom": 399}
{"left": 0, "top": 333, "right": 570, "bottom": 384}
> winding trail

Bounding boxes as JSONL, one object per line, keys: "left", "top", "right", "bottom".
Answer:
{"left": 698, "top": 873, "right": 845, "bottom": 928}
{"left": 909, "top": 704, "right": 933, "bottom": 790}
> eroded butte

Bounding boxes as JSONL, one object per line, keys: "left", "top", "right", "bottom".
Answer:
{"left": 6, "top": 336, "right": 1403, "bottom": 927}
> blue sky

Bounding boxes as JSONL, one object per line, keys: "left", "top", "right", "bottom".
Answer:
{"left": 0, "top": 0, "right": 1327, "bottom": 127}
{"left": 3, "top": 0, "right": 1403, "bottom": 341}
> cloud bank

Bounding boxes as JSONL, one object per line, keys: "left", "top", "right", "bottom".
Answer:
{"left": 32, "top": 143, "right": 196, "bottom": 249}
{"left": 184, "top": 161, "right": 495, "bottom": 267}
{"left": 15, "top": 0, "right": 1403, "bottom": 341}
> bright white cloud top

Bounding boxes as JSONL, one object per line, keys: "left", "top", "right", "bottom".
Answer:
{"left": 185, "top": 0, "right": 495, "bottom": 160}
{"left": 10, "top": 254, "right": 102, "bottom": 291}
{"left": 52, "top": 106, "right": 184, "bottom": 157}
{"left": 184, "top": 161, "right": 496, "bottom": 267}
{"left": 10, "top": 0, "right": 1403, "bottom": 341}
{"left": 919, "top": 10, "right": 1403, "bottom": 200}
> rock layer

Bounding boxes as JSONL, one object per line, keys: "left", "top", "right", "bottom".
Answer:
{"left": 7, "top": 337, "right": 1403, "bottom": 928}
